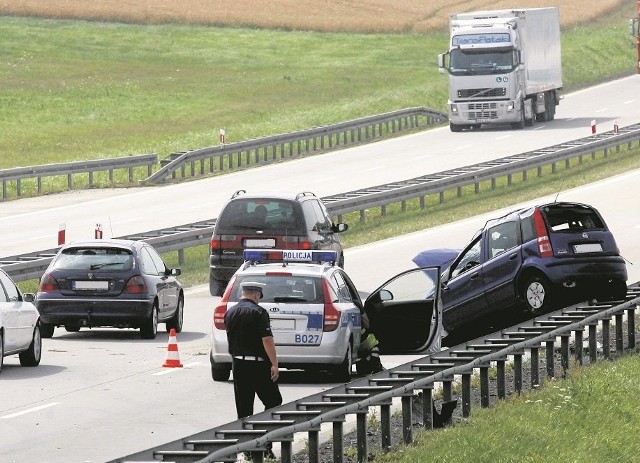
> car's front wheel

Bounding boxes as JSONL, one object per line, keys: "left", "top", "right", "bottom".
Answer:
{"left": 211, "top": 359, "right": 232, "bottom": 382}
{"left": 140, "top": 304, "right": 158, "bottom": 339}
{"left": 19, "top": 325, "right": 42, "bottom": 367}
{"left": 166, "top": 296, "right": 184, "bottom": 333}
{"left": 523, "top": 275, "right": 553, "bottom": 314}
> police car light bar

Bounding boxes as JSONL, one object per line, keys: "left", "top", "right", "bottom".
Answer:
{"left": 243, "top": 249, "right": 337, "bottom": 263}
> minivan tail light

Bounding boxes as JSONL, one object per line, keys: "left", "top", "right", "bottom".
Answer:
{"left": 124, "top": 276, "right": 147, "bottom": 294}
{"left": 321, "top": 280, "right": 340, "bottom": 332}
{"left": 214, "top": 304, "right": 227, "bottom": 330}
{"left": 282, "top": 236, "right": 312, "bottom": 250}
{"left": 533, "top": 208, "right": 553, "bottom": 258}
{"left": 38, "top": 274, "right": 59, "bottom": 292}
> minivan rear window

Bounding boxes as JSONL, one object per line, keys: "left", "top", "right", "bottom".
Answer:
{"left": 541, "top": 204, "right": 604, "bottom": 232}
{"left": 216, "top": 199, "right": 306, "bottom": 234}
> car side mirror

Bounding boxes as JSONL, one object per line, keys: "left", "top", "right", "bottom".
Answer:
{"left": 23, "top": 293, "right": 36, "bottom": 303}
{"left": 379, "top": 289, "right": 393, "bottom": 301}
{"left": 171, "top": 268, "right": 182, "bottom": 276}
{"left": 333, "top": 223, "right": 348, "bottom": 233}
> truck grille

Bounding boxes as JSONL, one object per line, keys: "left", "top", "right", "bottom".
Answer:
{"left": 458, "top": 88, "right": 506, "bottom": 98}
{"left": 466, "top": 102, "right": 499, "bottom": 120}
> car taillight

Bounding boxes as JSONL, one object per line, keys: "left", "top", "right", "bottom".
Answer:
{"left": 214, "top": 304, "right": 227, "bottom": 330}
{"left": 38, "top": 274, "right": 59, "bottom": 292}
{"left": 321, "top": 279, "right": 340, "bottom": 332}
{"left": 282, "top": 236, "right": 312, "bottom": 250}
{"left": 533, "top": 208, "right": 553, "bottom": 258}
{"left": 124, "top": 276, "right": 147, "bottom": 294}
{"left": 210, "top": 234, "right": 221, "bottom": 251}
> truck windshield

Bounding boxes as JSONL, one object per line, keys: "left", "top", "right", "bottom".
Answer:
{"left": 449, "top": 49, "right": 515, "bottom": 75}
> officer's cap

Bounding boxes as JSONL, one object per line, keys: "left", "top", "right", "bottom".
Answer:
{"left": 242, "top": 281, "right": 265, "bottom": 298}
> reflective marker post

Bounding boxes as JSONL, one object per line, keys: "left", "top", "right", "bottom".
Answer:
{"left": 58, "top": 223, "right": 66, "bottom": 246}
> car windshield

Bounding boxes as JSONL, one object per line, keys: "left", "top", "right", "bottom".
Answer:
{"left": 230, "top": 275, "right": 322, "bottom": 303}
{"left": 52, "top": 248, "right": 134, "bottom": 271}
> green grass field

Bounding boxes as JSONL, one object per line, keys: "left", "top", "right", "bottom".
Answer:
{"left": 0, "top": 3, "right": 636, "bottom": 170}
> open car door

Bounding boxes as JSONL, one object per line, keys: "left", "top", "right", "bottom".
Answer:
{"left": 363, "top": 266, "right": 443, "bottom": 355}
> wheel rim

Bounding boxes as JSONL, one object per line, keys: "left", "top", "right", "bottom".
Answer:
{"left": 527, "top": 282, "right": 545, "bottom": 309}
{"left": 33, "top": 327, "right": 42, "bottom": 361}
{"left": 177, "top": 299, "right": 184, "bottom": 329}
{"left": 152, "top": 307, "right": 158, "bottom": 335}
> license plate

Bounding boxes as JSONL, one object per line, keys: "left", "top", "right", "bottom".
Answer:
{"left": 73, "top": 280, "right": 109, "bottom": 290}
{"left": 271, "top": 318, "right": 295, "bottom": 330}
{"left": 573, "top": 243, "right": 602, "bottom": 253}
{"left": 244, "top": 238, "right": 275, "bottom": 248}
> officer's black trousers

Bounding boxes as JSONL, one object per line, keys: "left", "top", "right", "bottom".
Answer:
{"left": 232, "top": 359, "right": 282, "bottom": 419}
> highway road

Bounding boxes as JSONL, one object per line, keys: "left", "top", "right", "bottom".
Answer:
{"left": 0, "top": 75, "right": 637, "bottom": 256}
{"left": 0, "top": 75, "right": 639, "bottom": 462}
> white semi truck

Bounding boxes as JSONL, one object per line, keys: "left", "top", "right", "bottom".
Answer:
{"left": 438, "top": 7, "right": 562, "bottom": 132}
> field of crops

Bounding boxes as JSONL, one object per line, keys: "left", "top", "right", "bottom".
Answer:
{"left": 0, "top": 0, "right": 626, "bottom": 32}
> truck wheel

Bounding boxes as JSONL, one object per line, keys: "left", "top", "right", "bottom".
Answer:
{"left": 525, "top": 100, "right": 536, "bottom": 127}
{"left": 449, "top": 123, "right": 463, "bottom": 132}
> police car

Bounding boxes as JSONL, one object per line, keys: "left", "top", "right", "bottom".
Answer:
{"left": 210, "top": 249, "right": 444, "bottom": 382}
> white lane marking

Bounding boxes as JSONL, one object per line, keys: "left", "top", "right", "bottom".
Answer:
{"left": 1, "top": 402, "right": 60, "bottom": 419}
{"left": 594, "top": 108, "right": 608, "bottom": 113}
{"left": 456, "top": 144, "right": 473, "bottom": 151}
{"left": 152, "top": 361, "right": 201, "bottom": 375}
{"left": 494, "top": 135, "right": 511, "bottom": 140}
{"left": 365, "top": 165, "right": 386, "bottom": 172}
{"left": 623, "top": 100, "right": 635, "bottom": 104}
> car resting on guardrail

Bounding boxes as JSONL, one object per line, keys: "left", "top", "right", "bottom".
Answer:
{"left": 413, "top": 201, "right": 628, "bottom": 340}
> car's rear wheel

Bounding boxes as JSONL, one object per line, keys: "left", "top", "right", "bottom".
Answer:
{"left": 211, "top": 359, "right": 232, "bottom": 381}
{"left": 40, "top": 321, "right": 55, "bottom": 338}
{"left": 209, "top": 277, "right": 226, "bottom": 297}
{"left": 140, "top": 304, "right": 158, "bottom": 339}
{"left": 166, "top": 296, "right": 184, "bottom": 333}
{"left": 332, "top": 342, "right": 353, "bottom": 382}
{"left": 523, "top": 275, "right": 553, "bottom": 314}
{"left": 19, "top": 325, "right": 42, "bottom": 367}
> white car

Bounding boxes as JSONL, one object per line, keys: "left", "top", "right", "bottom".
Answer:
{"left": 210, "top": 249, "right": 443, "bottom": 382}
{"left": 0, "top": 268, "right": 42, "bottom": 373}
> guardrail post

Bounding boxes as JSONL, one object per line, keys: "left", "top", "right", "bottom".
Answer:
{"left": 588, "top": 324, "right": 598, "bottom": 363}
{"left": 546, "top": 340, "right": 555, "bottom": 378}
{"left": 308, "top": 428, "right": 320, "bottom": 463}
{"left": 480, "top": 364, "right": 490, "bottom": 408}
{"left": 421, "top": 387, "right": 433, "bottom": 429}
{"left": 380, "top": 401, "right": 392, "bottom": 451}
{"left": 401, "top": 394, "right": 413, "bottom": 445}
{"left": 356, "top": 411, "right": 368, "bottom": 463}
{"left": 627, "top": 306, "right": 636, "bottom": 348}
{"left": 560, "top": 334, "right": 571, "bottom": 378}
{"left": 530, "top": 345, "right": 540, "bottom": 388}
{"left": 332, "top": 420, "right": 344, "bottom": 463}
{"left": 513, "top": 352, "right": 523, "bottom": 394}
{"left": 602, "top": 318, "right": 611, "bottom": 359}
{"left": 461, "top": 373, "right": 472, "bottom": 417}
{"left": 615, "top": 312, "right": 624, "bottom": 353}
{"left": 496, "top": 359, "right": 506, "bottom": 399}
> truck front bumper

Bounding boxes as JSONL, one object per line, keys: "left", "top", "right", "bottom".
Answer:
{"left": 449, "top": 100, "right": 521, "bottom": 125}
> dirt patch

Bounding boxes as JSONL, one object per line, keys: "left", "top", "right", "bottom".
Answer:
{"left": 0, "top": 0, "right": 626, "bottom": 33}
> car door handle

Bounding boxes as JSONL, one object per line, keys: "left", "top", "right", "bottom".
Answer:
{"left": 509, "top": 253, "right": 518, "bottom": 260}
{"left": 470, "top": 272, "right": 480, "bottom": 279}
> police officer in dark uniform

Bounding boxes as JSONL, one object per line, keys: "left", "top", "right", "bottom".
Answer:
{"left": 224, "top": 281, "right": 282, "bottom": 420}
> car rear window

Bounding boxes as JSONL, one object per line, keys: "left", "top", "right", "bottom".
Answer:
{"left": 229, "top": 275, "right": 322, "bottom": 303}
{"left": 52, "top": 247, "right": 134, "bottom": 271}
{"left": 216, "top": 198, "right": 306, "bottom": 234}
{"left": 540, "top": 204, "right": 604, "bottom": 232}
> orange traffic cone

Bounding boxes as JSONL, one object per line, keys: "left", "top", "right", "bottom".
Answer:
{"left": 163, "top": 328, "right": 183, "bottom": 368}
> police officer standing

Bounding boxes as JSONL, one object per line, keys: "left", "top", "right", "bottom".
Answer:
{"left": 224, "top": 281, "right": 282, "bottom": 420}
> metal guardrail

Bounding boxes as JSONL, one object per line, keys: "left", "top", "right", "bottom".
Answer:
{"left": 2, "top": 122, "right": 639, "bottom": 283}
{"left": 109, "top": 286, "right": 640, "bottom": 463}
{"left": 0, "top": 154, "right": 158, "bottom": 201}
{"left": 142, "top": 107, "right": 447, "bottom": 184}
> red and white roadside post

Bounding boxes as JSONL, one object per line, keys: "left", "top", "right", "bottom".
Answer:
{"left": 614, "top": 120, "right": 619, "bottom": 134}
{"left": 95, "top": 223, "right": 103, "bottom": 239}
{"left": 58, "top": 223, "right": 66, "bottom": 246}
{"left": 591, "top": 120, "right": 597, "bottom": 134}
{"left": 219, "top": 128, "right": 226, "bottom": 145}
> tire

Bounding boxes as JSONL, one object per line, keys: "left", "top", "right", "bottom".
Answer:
{"left": 140, "top": 304, "right": 158, "bottom": 339}
{"left": 523, "top": 275, "right": 553, "bottom": 314}
{"left": 211, "top": 360, "right": 232, "bottom": 382}
{"left": 209, "top": 277, "right": 225, "bottom": 297}
{"left": 19, "top": 325, "right": 42, "bottom": 367}
{"left": 166, "top": 296, "right": 184, "bottom": 333}
{"left": 0, "top": 330, "right": 4, "bottom": 374}
{"left": 64, "top": 325, "right": 80, "bottom": 332}
{"left": 511, "top": 109, "right": 525, "bottom": 129}
{"left": 449, "top": 123, "right": 463, "bottom": 133}
{"left": 525, "top": 100, "right": 535, "bottom": 127}
{"left": 40, "top": 321, "right": 55, "bottom": 338}
{"left": 332, "top": 342, "right": 353, "bottom": 382}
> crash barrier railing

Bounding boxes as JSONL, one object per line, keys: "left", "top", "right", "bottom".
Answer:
{"left": 142, "top": 107, "right": 447, "bottom": 184}
{"left": 0, "top": 154, "right": 158, "bottom": 201}
{"left": 2, "top": 122, "right": 639, "bottom": 283}
{"left": 109, "top": 285, "right": 640, "bottom": 463}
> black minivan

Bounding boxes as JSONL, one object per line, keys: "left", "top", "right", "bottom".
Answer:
{"left": 208, "top": 190, "right": 348, "bottom": 296}
{"left": 430, "top": 201, "right": 628, "bottom": 332}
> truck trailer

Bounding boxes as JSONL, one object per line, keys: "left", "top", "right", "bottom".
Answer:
{"left": 438, "top": 7, "right": 562, "bottom": 132}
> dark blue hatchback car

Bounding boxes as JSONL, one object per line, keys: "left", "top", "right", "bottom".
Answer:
{"left": 422, "top": 201, "right": 627, "bottom": 333}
